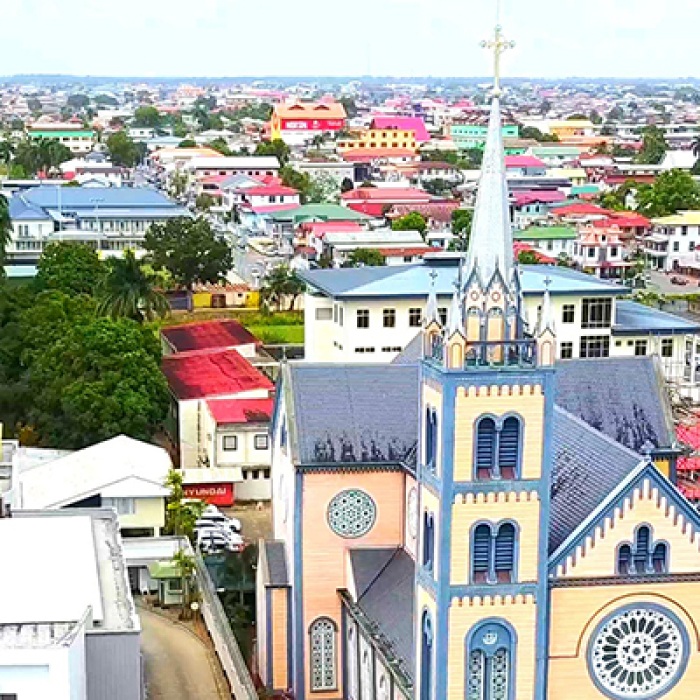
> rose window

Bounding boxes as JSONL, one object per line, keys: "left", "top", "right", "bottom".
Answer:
{"left": 590, "top": 606, "right": 686, "bottom": 698}
{"left": 327, "top": 489, "right": 377, "bottom": 538}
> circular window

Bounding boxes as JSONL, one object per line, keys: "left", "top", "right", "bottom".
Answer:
{"left": 327, "top": 490, "right": 377, "bottom": 538}
{"left": 589, "top": 605, "right": 687, "bottom": 699}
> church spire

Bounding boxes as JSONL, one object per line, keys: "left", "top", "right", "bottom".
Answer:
{"left": 465, "top": 20, "right": 515, "bottom": 287}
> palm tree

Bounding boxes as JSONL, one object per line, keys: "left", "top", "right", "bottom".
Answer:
{"left": 96, "top": 250, "right": 170, "bottom": 323}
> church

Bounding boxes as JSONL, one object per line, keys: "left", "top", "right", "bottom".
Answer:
{"left": 255, "top": 24, "right": 700, "bottom": 700}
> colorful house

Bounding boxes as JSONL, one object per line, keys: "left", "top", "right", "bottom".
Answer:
{"left": 449, "top": 113, "right": 519, "bottom": 151}
{"left": 256, "top": 77, "right": 700, "bottom": 700}
{"left": 270, "top": 101, "right": 347, "bottom": 145}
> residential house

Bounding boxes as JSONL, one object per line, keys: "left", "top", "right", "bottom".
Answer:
{"left": 185, "top": 156, "right": 280, "bottom": 182}
{"left": 643, "top": 211, "right": 700, "bottom": 272}
{"left": 161, "top": 319, "right": 261, "bottom": 358}
{"left": 0, "top": 509, "right": 141, "bottom": 700}
{"left": 449, "top": 114, "right": 519, "bottom": 150}
{"left": 321, "top": 229, "right": 434, "bottom": 266}
{"left": 7, "top": 435, "right": 171, "bottom": 538}
{"left": 572, "top": 226, "right": 632, "bottom": 279}
{"left": 512, "top": 191, "right": 567, "bottom": 227}
{"left": 27, "top": 121, "right": 96, "bottom": 154}
{"left": 504, "top": 154, "right": 547, "bottom": 176}
{"left": 513, "top": 225, "right": 576, "bottom": 259}
{"left": 340, "top": 187, "right": 432, "bottom": 217}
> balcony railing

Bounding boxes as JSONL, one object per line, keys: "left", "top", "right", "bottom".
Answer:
{"left": 427, "top": 338, "right": 538, "bottom": 370}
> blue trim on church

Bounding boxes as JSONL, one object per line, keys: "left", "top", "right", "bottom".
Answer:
{"left": 293, "top": 468, "right": 305, "bottom": 697}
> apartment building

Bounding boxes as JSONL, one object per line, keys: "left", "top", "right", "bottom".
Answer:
{"left": 299, "top": 253, "right": 700, "bottom": 400}
{"left": 27, "top": 122, "right": 96, "bottom": 154}
{"left": 643, "top": 211, "right": 700, "bottom": 272}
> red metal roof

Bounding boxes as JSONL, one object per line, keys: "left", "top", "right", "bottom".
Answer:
{"left": 162, "top": 320, "right": 260, "bottom": 353}
{"left": 206, "top": 397, "right": 274, "bottom": 425}
{"left": 300, "top": 221, "right": 364, "bottom": 234}
{"left": 162, "top": 348, "right": 273, "bottom": 400}
{"left": 552, "top": 203, "right": 610, "bottom": 217}
{"left": 513, "top": 242, "right": 556, "bottom": 264}
{"left": 369, "top": 116, "right": 430, "bottom": 142}
{"left": 341, "top": 187, "right": 430, "bottom": 202}
{"left": 245, "top": 202, "right": 300, "bottom": 214}
{"left": 235, "top": 185, "right": 298, "bottom": 196}
{"left": 513, "top": 191, "right": 566, "bottom": 207}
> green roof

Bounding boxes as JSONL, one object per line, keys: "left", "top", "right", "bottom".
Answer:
{"left": 514, "top": 226, "right": 577, "bottom": 241}
{"left": 269, "top": 203, "right": 372, "bottom": 224}
{"left": 148, "top": 561, "right": 181, "bottom": 579}
{"left": 571, "top": 185, "right": 601, "bottom": 195}
{"left": 29, "top": 130, "right": 95, "bottom": 138}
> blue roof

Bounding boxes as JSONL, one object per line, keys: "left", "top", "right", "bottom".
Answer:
{"left": 298, "top": 257, "right": 630, "bottom": 299}
{"left": 15, "top": 186, "right": 182, "bottom": 211}
{"left": 9, "top": 196, "right": 51, "bottom": 221}
{"left": 613, "top": 300, "right": 700, "bottom": 335}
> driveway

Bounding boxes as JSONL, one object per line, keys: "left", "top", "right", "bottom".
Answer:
{"left": 140, "top": 606, "right": 227, "bottom": 700}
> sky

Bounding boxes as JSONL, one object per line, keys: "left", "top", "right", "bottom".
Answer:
{"left": 2, "top": 0, "right": 700, "bottom": 79}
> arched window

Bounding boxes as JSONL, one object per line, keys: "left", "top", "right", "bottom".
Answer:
{"left": 475, "top": 415, "right": 522, "bottom": 481}
{"left": 423, "top": 512, "right": 435, "bottom": 572}
{"left": 421, "top": 611, "right": 433, "bottom": 700}
{"left": 498, "top": 418, "right": 520, "bottom": 479}
{"left": 425, "top": 407, "right": 438, "bottom": 472}
{"left": 495, "top": 523, "right": 516, "bottom": 583}
{"left": 476, "top": 417, "right": 497, "bottom": 479}
{"left": 471, "top": 522, "right": 517, "bottom": 585}
{"left": 466, "top": 622, "right": 514, "bottom": 700}
{"left": 309, "top": 617, "right": 337, "bottom": 691}
{"left": 616, "top": 525, "right": 669, "bottom": 576}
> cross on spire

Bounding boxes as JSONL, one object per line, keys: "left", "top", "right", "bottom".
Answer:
{"left": 480, "top": 0, "right": 515, "bottom": 96}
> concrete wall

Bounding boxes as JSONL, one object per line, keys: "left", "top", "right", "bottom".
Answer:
{"left": 85, "top": 631, "right": 142, "bottom": 700}
{"left": 117, "top": 498, "right": 165, "bottom": 536}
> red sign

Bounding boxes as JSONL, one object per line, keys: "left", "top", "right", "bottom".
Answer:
{"left": 281, "top": 118, "right": 344, "bottom": 131}
{"left": 184, "top": 482, "right": 234, "bottom": 507}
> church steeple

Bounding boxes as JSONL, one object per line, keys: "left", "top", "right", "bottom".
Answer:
{"left": 465, "top": 23, "right": 516, "bottom": 288}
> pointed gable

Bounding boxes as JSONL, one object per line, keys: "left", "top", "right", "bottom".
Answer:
{"left": 550, "top": 461, "right": 700, "bottom": 580}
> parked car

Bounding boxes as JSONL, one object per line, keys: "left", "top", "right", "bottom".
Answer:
{"left": 196, "top": 527, "right": 243, "bottom": 554}
{"left": 195, "top": 517, "right": 242, "bottom": 536}
{"left": 201, "top": 505, "right": 242, "bottom": 532}
{"left": 671, "top": 276, "right": 689, "bottom": 286}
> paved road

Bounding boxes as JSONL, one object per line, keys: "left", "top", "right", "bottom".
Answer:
{"left": 140, "top": 607, "right": 226, "bottom": 700}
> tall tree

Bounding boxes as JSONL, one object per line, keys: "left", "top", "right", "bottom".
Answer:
{"left": 133, "top": 106, "right": 162, "bottom": 128}
{"left": 254, "top": 139, "right": 290, "bottom": 166}
{"left": 34, "top": 242, "right": 105, "bottom": 295}
{"left": 0, "top": 195, "right": 10, "bottom": 276}
{"left": 636, "top": 169, "right": 700, "bottom": 217}
{"left": 345, "top": 249, "right": 385, "bottom": 267}
{"left": 636, "top": 125, "right": 668, "bottom": 165}
{"left": 260, "top": 265, "right": 306, "bottom": 310}
{"left": 392, "top": 212, "right": 427, "bottom": 236}
{"left": 144, "top": 217, "right": 232, "bottom": 290}
{"left": 106, "top": 131, "right": 141, "bottom": 167}
{"left": 449, "top": 209, "right": 473, "bottom": 252}
{"left": 96, "top": 251, "right": 169, "bottom": 323}
{"left": 29, "top": 317, "right": 170, "bottom": 449}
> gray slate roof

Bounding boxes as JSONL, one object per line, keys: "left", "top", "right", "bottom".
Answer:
{"left": 550, "top": 406, "right": 642, "bottom": 553}
{"left": 351, "top": 548, "right": 415, "bottom": 680}
{"left": 614, "top": 300, "right": 700, "bottom": 335}
{"left": 554, "top": 356, "right": 675, "bottom": 451}
{"left": 288, "top": 364, "right": 419, "bottom": 467}
{"left": 264, "top": 541, "right": 289, "bottom": 586}
{"left": 392, "top": 332, "right": 423, "bottom": 365}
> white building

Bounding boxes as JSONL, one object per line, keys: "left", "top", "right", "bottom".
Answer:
{"left": 322, "top": 229, "right": 432, "bottom": 266}
{"left": 185, "top": 156, "right": 280, "bottom": 181}
{"left": 7, "top": 186, "right": 190, "bottom": 265}
{"left": 0, "top": 509, "right": 142, "bottom": 700}
{"left": 643, "top": 211, "right": 700, "bottom": 272}
{"left": 8, "top": 434, "right": 171, "bottom": 538}
{"left": 298, "top": 254, "right": 700, "bottom": 401}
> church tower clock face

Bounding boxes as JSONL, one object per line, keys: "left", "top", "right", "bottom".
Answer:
{"left": 588, "top": 605, "right": 687, "bottom": 699}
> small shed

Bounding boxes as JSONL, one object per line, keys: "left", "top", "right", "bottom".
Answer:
{"left": 148, "top": 561, "right": 185, "bottom": 607}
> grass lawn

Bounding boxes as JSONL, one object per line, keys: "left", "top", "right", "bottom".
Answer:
{"left": 246, "top": 324, "right": 304, "bottom": 344}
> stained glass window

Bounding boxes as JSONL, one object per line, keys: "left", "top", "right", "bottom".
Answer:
{"left": 466, "top": 623, "right": 513, "bottom": 700}
{"left": 310, "top": 617, "right": 336, "bottom": 691}
{"left": 327, "top": 490, "right": 377, "bottom": 538}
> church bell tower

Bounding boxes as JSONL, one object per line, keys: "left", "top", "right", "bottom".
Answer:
{"left": 415, "top": 17, "right": 555, "bottom": 700}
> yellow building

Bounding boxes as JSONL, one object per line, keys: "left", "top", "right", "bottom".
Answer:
{"left": 337, "top": 128, "right": 418, "bottom": 154}
{"left": 256, "top": 30, "right": 700, "bottom": 700}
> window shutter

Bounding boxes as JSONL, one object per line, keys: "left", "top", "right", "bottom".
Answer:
{"left": 472, "top": 525, "right": 491, "bottom": 581}
{"left": 633, "top": 526, "right": 651, "bottom": 574}
{"left": 618, "top": 544, "right": 632, "bottom": 575}
{"left": 425, "top": 407, "right": 433, "bottom": 468}
{"left": 476, "top": 419, "right": 496, "bottom": 476}
{"left": 498, "top": 417, "right": 520, "bottom": 477}
{"left": 495, "top": 524, "right": 515, "bottom": 582}
{"left": 652, "top": 543, "right": 668, "bottom": 573}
